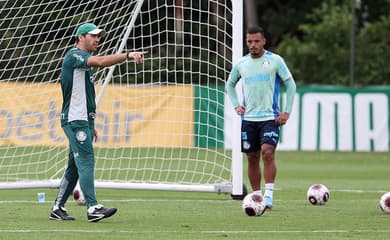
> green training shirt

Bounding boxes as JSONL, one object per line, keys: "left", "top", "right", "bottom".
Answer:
{"left": 60, "top": 48, "right": 96, "bottom": 126}
{"left": 226, "top": 50, "right": 295, "bottom": 121}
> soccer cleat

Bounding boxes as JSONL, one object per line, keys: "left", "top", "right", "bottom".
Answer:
{"left": 87, "top": 204, "right": 117, "bottom": 222}
{"left": 49, "top": 206, "right": 75, "bottom": 220}
{"left": 264, "top": 196, "right": 273, "bottom": 210}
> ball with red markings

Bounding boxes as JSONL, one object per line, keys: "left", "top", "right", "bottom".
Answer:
{"left": 379, "top": 192, "right": 390, "bottom": 214}
{"left": 242, "top": 193, "right": 266, "bottom": 216}
{"left": 73, "top": 185, "right": 86, "bottom": 206}
{"left": 307, "top": 184, "right": 330, "bottom": 205}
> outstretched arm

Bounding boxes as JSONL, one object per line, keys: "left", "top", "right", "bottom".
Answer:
{"left": 87, "top": 51, "right": 147, "bottom": 67}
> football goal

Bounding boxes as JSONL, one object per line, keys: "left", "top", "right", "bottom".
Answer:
{"left": 0, "top": 0, "right": 244, "bottom": 197}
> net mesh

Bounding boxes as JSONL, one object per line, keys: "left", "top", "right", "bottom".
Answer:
{"left": 0, "top": 0, "right": 233, "bottom": 190}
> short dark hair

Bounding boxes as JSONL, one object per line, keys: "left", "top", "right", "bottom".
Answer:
{"left": 75, "top": 34, "right": 86, "bottom": 43}
{"left": 247, "top": 26, "right": 265, "bottom": 35}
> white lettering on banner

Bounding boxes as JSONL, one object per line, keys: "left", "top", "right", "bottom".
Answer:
{"left": 355, "top": 93, "right": 389, "bottom": 151}
{"left": 301, "top": 93, "right": 353, "bottom": 151}
{"left": 224, "top": 91, "right": 389, "bottom": 152}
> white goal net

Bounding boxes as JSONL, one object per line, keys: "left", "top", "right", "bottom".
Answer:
{"left": 0, "top": 0, "right": 243, "bottom": 194}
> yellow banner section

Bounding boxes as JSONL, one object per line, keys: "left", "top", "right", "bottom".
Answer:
{"left": 0, "top": 82, "right": 194, "bottom": 147}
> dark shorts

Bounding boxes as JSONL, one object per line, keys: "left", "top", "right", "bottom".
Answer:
{"left": 241, "top": 120, "right": 280, "bottom": 153}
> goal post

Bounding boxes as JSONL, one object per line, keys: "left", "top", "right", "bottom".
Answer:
{"left": 95, "top": 0, "right": 144, "bottom": 109}
{"left": 0, "top": 0, "right": 244, "bottom": 196}
{"left": 230, "top": 0, "right": 245, "bottom": 197}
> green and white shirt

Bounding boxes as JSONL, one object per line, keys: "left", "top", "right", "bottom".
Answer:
{"left": 60, "top": 48, "right": 96, "bottom": 126}
{"left": 226, "top": 50, "right": 295, "bottom": 121}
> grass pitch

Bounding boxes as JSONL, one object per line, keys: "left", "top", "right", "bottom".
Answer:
{"left": 0, "top": 151, "right": 389, "bottom": 240}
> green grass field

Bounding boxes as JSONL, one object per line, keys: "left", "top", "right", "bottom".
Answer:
{"left": 0, "top": 151, "right": 389, "bottom": 240}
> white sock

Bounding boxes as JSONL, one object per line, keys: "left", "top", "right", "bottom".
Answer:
{"left": 253, "top": 190, "right": 262, "bottom": 196}
{"left": 88, "top": 204, "right": 103, "bottom": 213}
{"left": 264, "top": 183, "right": 274, "bottom": 199}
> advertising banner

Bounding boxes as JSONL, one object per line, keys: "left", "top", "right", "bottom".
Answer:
{"left": 2, "top": 83, "right": 389, "bottom": 151}
{"left": 0, "top": 83, "right": 194, "bottom": 147}
{"left": 224, "top": 86, "right": 390, "bottom": 152}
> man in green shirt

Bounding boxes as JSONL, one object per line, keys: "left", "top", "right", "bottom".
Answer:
{"left": 50, "top": 23, "right": 146, "bottom": 222}
{"left": 226, "top": 26, "right": 296, "bottom": 213}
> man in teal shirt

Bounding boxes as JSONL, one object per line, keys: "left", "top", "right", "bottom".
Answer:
{"left": 50, "top": 23, "right": 146, "bottom": 222}
{"left": 226, "top": 26, "right": 296, "bottom": 215}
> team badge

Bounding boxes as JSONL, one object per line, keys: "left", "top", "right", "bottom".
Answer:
{"left": 243, "top": 141, "right": 251, "bottom": 150}
{"left": 76, "top": 130, "right": 87, "bottom": 142}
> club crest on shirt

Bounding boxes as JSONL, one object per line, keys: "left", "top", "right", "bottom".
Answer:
{"left": 76, "top": 130, "right": 87, "bottom": 143}
{"left": 243, "top": 141, "right": 251, "bottom": 150}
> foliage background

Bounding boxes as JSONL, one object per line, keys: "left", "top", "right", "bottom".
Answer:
{"left": 1, "top": 0, "right": 389, "bottom": 86}
{"left": 250, "top": 0, "right": 390, "bottom": 86}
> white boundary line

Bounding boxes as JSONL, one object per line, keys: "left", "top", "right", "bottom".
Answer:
{"left": 0, "top": 199, "right": 231, "bottom": 204}
{"left": 1, "top": 229, "right": 390, "bottom": 234}
{"left": 337, "top": 189, "right": 387, "bottom": 193}
{"left": 0, "top": 188, "right": 386, "bottom": 204}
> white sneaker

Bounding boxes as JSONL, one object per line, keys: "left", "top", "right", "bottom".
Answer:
{"left": 264, "top": 196, "right": 273, "bottom": 210}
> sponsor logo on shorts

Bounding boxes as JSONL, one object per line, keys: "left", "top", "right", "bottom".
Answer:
{"left": 264, "top": 131, "right": 279, "bottom": 138}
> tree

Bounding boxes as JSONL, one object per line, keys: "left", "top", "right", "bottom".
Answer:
{"left": 355, "top": 15, "right": 390, "bottom": 85}
{"left": 250, "top": 0, "right": 323, "bottom": 49}
{"left": 276, "top": 1, "right": 351, "bottom": 85}
{"left": 275, "top": 0, "right": 390, "bottom": 86}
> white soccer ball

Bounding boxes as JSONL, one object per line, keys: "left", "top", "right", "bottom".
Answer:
{"left": 242, "top": 193, "right": 266, "bottom": 217}
{"left": 379, "top": 192, "right": 390, "bottom": 214}
{"left": 307, "top": 184, "right": 330, "bottom": 205}
{"left": 73, "top": 185, "right": 86, "bottom": 206}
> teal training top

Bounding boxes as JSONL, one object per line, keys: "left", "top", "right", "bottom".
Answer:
{"left": 226, "top": 50, "right": 296, "bottom": 121}
{"left": 60, "top": 48, "right": 96, "bottom": 126}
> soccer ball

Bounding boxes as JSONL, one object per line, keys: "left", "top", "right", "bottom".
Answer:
{"left": 379, "top": 192, "right": 390, "bottom": 214}
{"left": 242, "top": 193, "right": 266, "bottom": 216}
{"left": 73, "top": 184, "right": 86, "bottom": 206}
{"left": 307, "top": 184, "right": 330, "bottom": 205}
